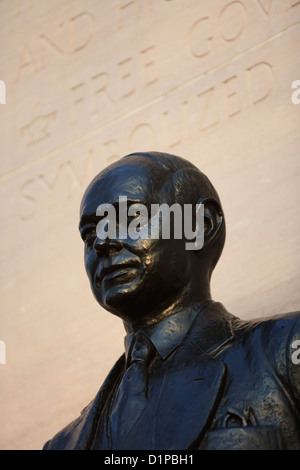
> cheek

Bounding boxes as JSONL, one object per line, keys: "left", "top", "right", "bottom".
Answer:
{"left": 166, "top": 244, "right": 191, "bottom": 279}
{"left": 84, "top": 246, "right": 98, "bottom": 280}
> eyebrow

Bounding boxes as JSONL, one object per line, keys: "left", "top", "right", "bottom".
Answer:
{"left": 78, "top": 213, "right": 99, "bottom": 231}
{"left": 78, "top": 199, "right": 148, "bottom": 231}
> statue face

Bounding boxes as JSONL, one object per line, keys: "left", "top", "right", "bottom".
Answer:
{"left": 79, "top": 157, "right": 193, "bottom": 325}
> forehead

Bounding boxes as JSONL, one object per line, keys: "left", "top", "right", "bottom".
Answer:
{"left": 80, "top": 160, "right": 166, "bottom": 218}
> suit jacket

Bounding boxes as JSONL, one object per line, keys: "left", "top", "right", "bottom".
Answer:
{"left": 43, "top": 302, "right": 300, "bottom": 450}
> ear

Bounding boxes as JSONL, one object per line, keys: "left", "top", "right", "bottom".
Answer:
{"left": 197, "top": 197, "right": 224, "bottom": 247}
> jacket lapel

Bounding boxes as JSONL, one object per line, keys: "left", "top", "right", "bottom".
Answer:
{"left": 153, "top": 351, "right": 226, "bottom": 449}
{"left": 153, "top": 302, "right": 235, "bottom": 450}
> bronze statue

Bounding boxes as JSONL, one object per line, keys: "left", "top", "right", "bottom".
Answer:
{"left": 43, "top": 152, "right": 300, "bottom": 450}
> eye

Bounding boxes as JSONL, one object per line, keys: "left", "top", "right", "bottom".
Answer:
{"left": 126, "top": 204, "right": 150, "bottom": 227}
{"left": 117, "top": 210, "right": 140, "bottom": 229}
{"left": 81, "top": 226, "right": 97, "bottom": 245}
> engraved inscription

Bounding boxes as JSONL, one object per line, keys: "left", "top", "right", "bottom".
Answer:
{"left": 188, "top": 0, "right": 299, "bottom": 59}
{"left": 18, "top": 55, "right": 274, "bottom": 190}
{"left": 65, "top": 150, "right": 94, "bottom": 197}
{"left": 140, "top": 45, "right": 158, "bottom": 87}
{"left": 15, "top": 12, "right": 95, "bottom": 81}
{"left": 255, "top": 0, "right": 300, "bottom": 19}
{"left": 70, "top": 82, "right": 86, "bottom": 125}
{"left": 108, "top": 59, "right": 274, "bottom": 157}
{"left": 118, "top": 57, "right": 135, "bottom": 100}
{"left": 255, "top": 0, "right": 273, "bottom": 19}
{"left": 246, "top": 62, "right": 273, "bottom": 106}
{"left": 19, "top": 178, "right": 38, "bottom": 220}
{"left": 222, "top": 75, "right": 242, "bottom": 119}
{"left": 20, "top": 104, "right": 57, "bottom": 146}
{"left": 197, "top": 87, "right": 219, "bottom": 132}
{"left": 38, "top": 163, "right": 66, "bottom": 209}
{"left": 287, "top": 0, "right": 300, "bottom": 8}
{"left": 19, "top": 150, "right": 94, "bottom": 220}
{"left": 91, "top": 72, "right": 114, "bottom": 117}
{"left": 39, "top": 24, "right": 65, "bottom": 69}
{"left": 163, "top": 110, "right": 182, "bottom": 148}
{"left": 18, "top": 58, "right": 274, "bottom": 216}
{"left": 188, "top": 1, "right": 246, "bottom": 58}
{"left": 69, "top": 12, "right": 94, "bottom": 54}
{"left": 116, "top": 0, "right": 153, "bottom": 28}
{"left": 188, "top": 17, "right": 213, "bottom": 58}
{"left": 218, "top": 1, "right": 247, "bottom": 42}
{"left": 69, "top": 44, "right": 158, "bottom": 125}
{"left": 16, "top": 44, "right": 38, "bottom": 82}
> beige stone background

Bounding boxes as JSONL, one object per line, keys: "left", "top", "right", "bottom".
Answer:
{"left": 0, "top": 0, "right": 299, "bottom": 450}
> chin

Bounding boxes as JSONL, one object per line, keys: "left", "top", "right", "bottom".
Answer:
{"left": 94, "top": 278, "right": 144, "bottom": 315}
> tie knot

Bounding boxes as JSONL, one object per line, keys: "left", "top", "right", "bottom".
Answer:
{"left": 130, "top": 334, "right": 152, "bottom": 365}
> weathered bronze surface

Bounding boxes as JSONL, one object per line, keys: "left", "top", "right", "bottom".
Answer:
{"left": 43, "top": 152, "right": 300, "bottom": 450}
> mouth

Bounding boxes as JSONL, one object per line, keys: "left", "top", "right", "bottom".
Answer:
{"left": 96, "top": 262, "right": 140, "bottom": 285}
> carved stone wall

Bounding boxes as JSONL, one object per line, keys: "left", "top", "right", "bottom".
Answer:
{"left": 0, "top": 0, "right": 299, "bottom": 449}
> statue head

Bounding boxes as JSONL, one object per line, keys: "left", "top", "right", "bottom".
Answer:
{"left": 79, "top": 152, "right": 225, "bottom": 330}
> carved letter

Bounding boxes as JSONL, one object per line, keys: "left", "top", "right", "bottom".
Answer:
{"left": 39, "top": 23, "right": 65, "bottom": 69}
{"left": 69, "top": 12, "right": 94, "bottom": 53}
{"left": 16, "top": 44, "right": 38, "bottom": 82}
{"left": 218, "top": 1, "right": 246, "bottom": 42}
{"left": 255, "top": 0, "right": 273, "bottom": 19}
{"left": 66, "top": 150, "right": 94, "bottom": 195}
{"left": 197, "top": 87, "right": 219, "bottom": 131}
{"left": 188, "top": 17, "right": 213, "bottom": 58}
{"left": 222, "top": 75, "right": 241, "bottom": 119}
{"left": 117, "top": 0, "right": 138, "bottom": 28}
{"left": 140, "top": 45, "right": 158, "bottom": 86}
{"left": 91, "top": 72, "right": 114, "bottom": 115}
{"left": 247, "top": 62, "right": 273, "bottom": 106}
{"left": 287, "top": 0, "right": 300, "bottom": 9}
{"left": 19, "top": 179, "right": 38, "bottom": 220}
{"left": 118, "top": 57, "right": 135, "bottom": 99}
{"left": 70, "top": 82, "right": 86, "bottom": 125}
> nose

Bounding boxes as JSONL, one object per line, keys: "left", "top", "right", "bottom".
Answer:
{"left": 93, "top": 236, "right": 123, "bottom": 256}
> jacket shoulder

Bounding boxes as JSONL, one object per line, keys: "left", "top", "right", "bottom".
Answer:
{"left": 233, "top": 310, "right": 300, "bottom": 343}
{"left": 232, "top": 310, "right": 300, "bottom": 400}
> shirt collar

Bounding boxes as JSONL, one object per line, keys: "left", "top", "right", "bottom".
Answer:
{"left": 124, "top": 300, "right": 213, "bottom": 362}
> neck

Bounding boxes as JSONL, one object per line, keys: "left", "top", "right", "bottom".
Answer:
{"left": 123, "top": 282, "right": 212, "bottom": 334}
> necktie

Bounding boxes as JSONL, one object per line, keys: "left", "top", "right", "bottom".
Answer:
{"left": 109, "top": 334, "right": 154, "bottom": 449}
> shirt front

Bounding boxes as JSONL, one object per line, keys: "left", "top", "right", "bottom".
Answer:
{"left": 91, "top": 300, "right": 212, "bottom": 449}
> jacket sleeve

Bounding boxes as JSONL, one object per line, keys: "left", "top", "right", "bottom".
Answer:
{"left": 42, "top": 414, "right": 85, "bottom": 450}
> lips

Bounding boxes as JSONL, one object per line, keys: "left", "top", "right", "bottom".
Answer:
{"left": 96, "top": 261, "right": 139, "bottom": 284}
